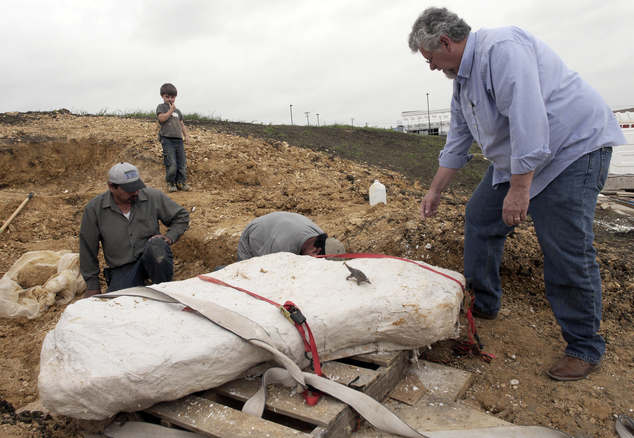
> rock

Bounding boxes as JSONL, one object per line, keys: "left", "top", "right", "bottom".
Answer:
{"left": 17, "top": 265, "right": 57, "bottom": 288}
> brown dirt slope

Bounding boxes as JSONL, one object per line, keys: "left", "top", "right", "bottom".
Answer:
{"left": 0, "top": 111, "right": 632, "bottom": 438}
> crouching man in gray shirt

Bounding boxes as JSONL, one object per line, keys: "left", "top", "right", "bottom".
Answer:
{"left": 237, "top": 212, "right": 345, "bottom": 261}
{"left": 79, "top": 162, "right": 190, "bottom": 297}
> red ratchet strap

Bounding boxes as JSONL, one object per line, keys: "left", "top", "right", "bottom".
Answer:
{"left": 196, "top": 275, "right": 322, "bottom": 405}
{"left": 322, "top": 253, "right": 494, "bottom": 362}
{"left": 460, "top": 289, "right": 495, "bottom": 363}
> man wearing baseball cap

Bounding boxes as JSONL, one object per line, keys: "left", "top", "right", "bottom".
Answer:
{"left": 237, "top": 211, "right": 345, "bottom": 261}
{"left": 79, "top": 162, "right": 190, "bottom": 297}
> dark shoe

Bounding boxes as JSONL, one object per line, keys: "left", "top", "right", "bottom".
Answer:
{"left": 167, "top": 183, "right": 177, "bottom": 192}
{"left": 547, "top": 356, "right": 601, "bottom": 381}
{"left": 471, "top": 307, "right": 497, "bottom": 320}
{"left": 176, "top": 182, "right": 191, "bottom": 191}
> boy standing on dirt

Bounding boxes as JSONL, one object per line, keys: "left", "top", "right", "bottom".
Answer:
{"left": 157, "top": 83, "right": 191, "bottom": 192}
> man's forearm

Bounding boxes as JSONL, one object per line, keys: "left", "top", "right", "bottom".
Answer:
{"left": 163, "top": 209, "right": 190, "bottom": 244}
{"left": 429, "top": 166, "right": 460, "bottom": 194}
{"left": 80, "top": 265, "right": 101, "bottom": 291}
{"left": 79, "top": 227, "right": 102, "bottom": 291}
{"left": 509, "top": 171, "right": 534, "bottom": 192}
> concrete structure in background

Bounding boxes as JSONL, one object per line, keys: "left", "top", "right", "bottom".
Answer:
{"left": 605, "top": 109, "right": 634, "bottom": 191}
{"left": 399, "top": 109, "right": 451, "bottom": 135}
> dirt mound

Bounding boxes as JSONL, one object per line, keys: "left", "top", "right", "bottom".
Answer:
{"left": 0, "top": 112, "right": 632, "bottom": 438}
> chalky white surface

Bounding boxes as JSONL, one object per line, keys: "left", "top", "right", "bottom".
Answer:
{"left": 38, "top": 253, "right": 464, "bottom": 420}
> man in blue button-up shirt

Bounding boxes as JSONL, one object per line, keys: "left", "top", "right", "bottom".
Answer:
{"left": 409, "top": 7, "right": 626, "bottom": 381}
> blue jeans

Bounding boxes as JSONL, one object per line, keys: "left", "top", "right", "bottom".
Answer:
{"left": 161, "top": 136, "right": 187, "bottom": 185}
{"left": 464, "top": 147, "right": 612, "bottom": 363}
{"left": 106, "top": 238, "right": 174, "bottom": 292}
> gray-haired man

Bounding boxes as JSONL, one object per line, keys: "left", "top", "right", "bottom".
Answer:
{"left": 409, "top": 7, "right": 626, "bottom": 380}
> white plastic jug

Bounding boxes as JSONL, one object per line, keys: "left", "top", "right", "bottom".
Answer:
{"left": 369, "top": 180, "right": 387, "bottom": 206}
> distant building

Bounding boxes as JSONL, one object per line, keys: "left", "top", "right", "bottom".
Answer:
{"left": 605, "top": 108, "right": 634, "bottom": 191}
{"left": 401, "top": 106, "right": 634, "bottom": 190}
{"left": 400, "top": 109, "right": 451, "bottom": 135}
{"left": 614, "top": 108, "right": 634, "bottom": 128}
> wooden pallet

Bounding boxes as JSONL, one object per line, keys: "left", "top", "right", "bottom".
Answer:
{"left": 144, "top": 350, "right": 409, "bottom": 438}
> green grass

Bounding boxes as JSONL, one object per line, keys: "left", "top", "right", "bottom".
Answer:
{"left": 263, "top": 125, "right": 278, "bottom": 136}
{"left": 71, "top": 108, "right": 228, "bottom": 123}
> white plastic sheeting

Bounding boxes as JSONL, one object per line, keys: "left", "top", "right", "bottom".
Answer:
{"left": 0, "top": 250, "right": 86, "bottom": 319}
{"left": 38, "top": 252, "right": 464, "bottom": 420}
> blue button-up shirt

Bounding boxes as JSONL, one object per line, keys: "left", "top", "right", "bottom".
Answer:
{"left": 440, "top": 27, "right": 626, "bottom": 198}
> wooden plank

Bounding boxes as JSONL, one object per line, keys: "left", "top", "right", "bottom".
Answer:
{"left": 362, "top": 351, "right": 409, "bottom": 401}
{"left": 388, "top": 371, "right": 426, "bottom": 405}
{"left": 207, "top": 377, "right": 346, "bottom": 427}
{"left": 208, "top": 357, "right": 394, "bottom": 428}
{"left": 350, "top": 394, "right": 511, "bottom": 437}
{"left": 320, "top": 345, "right": 381, "bottom": 362}
{"left": 146, "top": 394, "right": 312, "bottom": 438}
{"left": 413, "top": 360, "right": 474, "bottom": 401}
{"left": 314, "top": 353, "right": 410, "bottom": 437}
{"left": 309, "top": 406, "right": 357, "bottom": 438}
{"left": 321, "top": 361, "right": 379, "bottom": 388}
{"left": 145, "top": 352, "right": 411, "bottom": 438}
{"left": 349, "top": 351, "right": 402, "bottom": 367}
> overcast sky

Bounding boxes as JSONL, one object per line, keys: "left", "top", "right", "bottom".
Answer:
{"left": 2, "top": 0, "right": 632, "bottom": 128}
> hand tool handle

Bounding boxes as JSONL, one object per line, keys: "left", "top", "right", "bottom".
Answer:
{"left": 0, "top": 192, "right": 34, "bottom": 235}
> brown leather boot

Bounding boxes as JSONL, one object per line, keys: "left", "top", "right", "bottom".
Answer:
{"left": 547, "top": 356, "right": 601, "bottom": 381}
{"left": 471, "top": 307, "right": 497, "bottom": 320}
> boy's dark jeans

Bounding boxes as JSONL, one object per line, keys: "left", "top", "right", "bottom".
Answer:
{"left": 105, "top": 239, "right": 174, "bottom": 292}
{"left": 161, "top": 136, "right": 187, "bottom": 184}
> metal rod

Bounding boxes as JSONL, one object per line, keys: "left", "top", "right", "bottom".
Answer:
{"left": 426, "top": 93, "right": 431, "bottom": 133}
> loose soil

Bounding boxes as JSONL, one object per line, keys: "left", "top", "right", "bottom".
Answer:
{"left": 0, "top": 111, "right": 632, "bottom": 438}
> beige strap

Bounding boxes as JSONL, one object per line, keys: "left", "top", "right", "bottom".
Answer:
{"left": 617, "top": 415, "right": 634, "bottom": 438}
{"left": 243, "top": 367, "right": 427, "bottom": 438}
